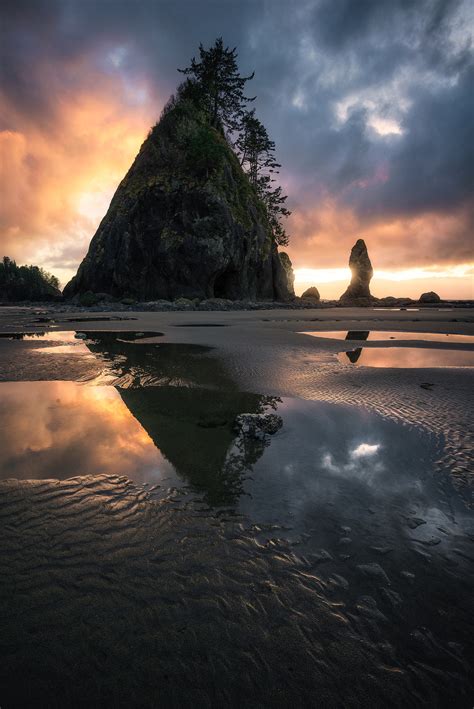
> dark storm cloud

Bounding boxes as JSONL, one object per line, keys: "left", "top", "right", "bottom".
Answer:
{"left": 1, "top": 0, "right": 473, "bottom": 270}
{"left": 0, "top": 0, "right": 264, "bottom": 125}
{"left": 308, "top": 0, "right": 470, "bottom": 81}
{"left": 350, "top": 62, "right": 474, "bottom": 216}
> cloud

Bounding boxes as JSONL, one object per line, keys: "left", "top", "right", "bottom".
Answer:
{"left": 0, "top": 0, "right": 472, "bottom": 290}
{"left": 0, "top": 57, "right": 154, "bottom": 282}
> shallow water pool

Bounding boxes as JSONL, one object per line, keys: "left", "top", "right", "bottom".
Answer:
{"left": 337, "top": 346, "right": 474, "bottom": 367}
{"left": 301, "top": 330, "right": 474, "bottom": 343}
{"left": 0, "top": 328, "right": 473, "bottom": 706}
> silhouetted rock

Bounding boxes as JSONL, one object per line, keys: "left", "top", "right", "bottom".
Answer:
{"left": 339, "top": 239, "right": 373, "bottom": 305}
{"left": 301, "top": 286, "right": 320, "bottom": 301}
{"left": 278, "top": 252, "right": 295, "bottom": 299}
{"left": 419, "top": 291, "right": 441, "bottom": 303}
{"left": 376, "top": 296, "right": 413, "bottom": 307}
{"left": 64, "top": 99, "right": 293, "bottom": 302}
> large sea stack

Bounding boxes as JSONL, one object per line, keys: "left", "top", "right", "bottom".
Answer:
{"left": 64, "top": 100, "right": 294, "bottom": 302}
{"left": 339, "top": 239, "right": 373, "bottom": 305}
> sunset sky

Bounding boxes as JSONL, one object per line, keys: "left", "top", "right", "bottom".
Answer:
{"left": 1, "top": 0, "right": 473, "bottom": 298}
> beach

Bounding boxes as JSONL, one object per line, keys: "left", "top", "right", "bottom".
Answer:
{"left": 0, "top": 304, "right": 473, "bottom": 706}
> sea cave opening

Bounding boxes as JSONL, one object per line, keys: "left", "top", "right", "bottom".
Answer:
{"left": 213, "top": 268, "right": 240, "bottom": 299}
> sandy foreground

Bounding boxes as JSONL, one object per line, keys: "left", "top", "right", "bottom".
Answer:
{"left": 1, "top": 305, "right": 473, "bottom": 706}
{"left": 1, "top": 304, "right": 473, "bottom": 498}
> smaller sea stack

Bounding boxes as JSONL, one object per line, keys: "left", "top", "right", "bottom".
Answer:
{"left": 340, "top": 239, "right": 373, "bottom": 304}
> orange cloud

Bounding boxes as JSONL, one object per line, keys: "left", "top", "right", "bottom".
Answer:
{"left": 286, "top": 198, "right": 473, "bottom": 270}
{"left": 286, "top": 198, "right": 473, "bottom": 299}
{"left": 0, "top": 380, "right": 170, "bottom": 482}
{"left": 0, "top": 58, "right": 157, "bottom": 284}
{"left": 1, "top": 54, "right": 472, "bottom": 299}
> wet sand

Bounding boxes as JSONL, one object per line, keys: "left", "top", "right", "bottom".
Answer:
{"left": 0, "top": 305, "right": 473, "bottom": 707}
{"left": 1, "top": 305, "right": 473, "bottom": 498}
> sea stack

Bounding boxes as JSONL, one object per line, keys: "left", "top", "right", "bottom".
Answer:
{"left": 339, "top": 239, "right": 373, "bottom": 305}
{"left": 301, "top": 286, "right": 320, "bottom": 301}
{"left": 64, "top": 101, "right": 294, "bottom": 302}
{"left": 419, "top": 291, "right": 441, "bottom": 303}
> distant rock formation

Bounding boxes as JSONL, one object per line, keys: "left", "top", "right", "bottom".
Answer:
{"left": 301, "top": 286, "right": 320, "bottom": 301}
{"left": 278, "top": 252, "right": 295, "bottom": 299}
{"left": 64, "top": 99, "right": 294, "bottom": 302}
{"left": 339, "top": 239, "right": 373, "bottom": 305}
{"left": 419, "top": 291, "right": 441, "bottom": 303}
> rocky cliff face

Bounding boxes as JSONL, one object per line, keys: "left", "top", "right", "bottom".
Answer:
{"left": 339, "top": 239, "right": 373, "bottom": 304}
{"left": 64, "top": 100, "right": 294, "bottom": 302}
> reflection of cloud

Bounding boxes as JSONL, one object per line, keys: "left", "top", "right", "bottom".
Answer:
{"left": 321, "top": 452, "right": 340, "bottom": 474}
{"left": 0, "top": 381, "right": 172, "bottom": 482}
{"left": 237, "top": 398, "right": 451, "bottom": 549}
{"left": 351, "top": 443, "right": 380, "bottom": 459}
{"left": 320, "top": 443, "right": 384, "bottom": 482}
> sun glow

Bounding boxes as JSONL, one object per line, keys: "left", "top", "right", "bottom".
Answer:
{"left": 294, "top": 263, "right": 474, "bottom": 299}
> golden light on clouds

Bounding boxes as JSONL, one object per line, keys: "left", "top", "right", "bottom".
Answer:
{"left": 0, "top": 52, "right": 472, "bottom": 299}
{"left": 288, "top": 198, "right": 474, "bottom": 299}
{"left": 0, "top": 380, "right": 172, "bottom": 482}
{"left": 0, "top": 63, "right": 157, "bottom": 285}
{"left": 294, "top": 263, "right": 474, "bottom": 299}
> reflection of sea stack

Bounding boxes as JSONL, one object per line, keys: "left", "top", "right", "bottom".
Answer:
{"left": 301, "top": 286, "right": 320, "bottom": 302}
{"left": 345, "top": 331, "right": 369, "bottom": 341}
{"left": 339, "top": 239, "right": 373, "bottom": 305}
{"left": 83, "top": 333, "right": 277, "bottom": 505}
{"left": 346, "top": 348, "right": 363, "bottom": 364}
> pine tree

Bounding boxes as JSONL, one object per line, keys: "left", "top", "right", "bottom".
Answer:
{"left": 178, "top": 39, "right": 291, "bottom": 246}
{"left": 236, "top": 110, "right": 277, "bottom": 185}
{"left": 178, "top": 37, "right": 255, "bottom": 134}
{"left": 236, "top": 110, "right": 291, "bottom": 246}
{"left": 260, "top": 181, "right": 291, "bottom": 247}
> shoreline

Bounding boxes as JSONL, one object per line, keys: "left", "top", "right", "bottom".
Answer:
{"left": 1, "top": 297, "right": 473, "bottom": 315}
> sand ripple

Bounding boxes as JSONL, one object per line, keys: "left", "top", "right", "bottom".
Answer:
{"left": 1, "top": 475, "right": 472, "bottom": 707}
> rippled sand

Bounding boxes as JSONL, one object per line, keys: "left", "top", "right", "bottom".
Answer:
{"left": 0, "top": 306, "right": 473, "bottom": 706}
{"left": 1, "top": 473, "right": 472, "bottom": 708}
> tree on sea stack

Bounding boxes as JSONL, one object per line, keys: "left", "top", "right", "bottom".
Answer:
{"left": 178, "top": 37, "right": 255, "bottom": 134}
{"left": 236, "top": 110, "right": 291, "bottom": 246}
{"left": 63, "top": 39, "right": 294, "bottom": 302}
{"left": 179, "top": 39, "right": 290, "bottom": 246}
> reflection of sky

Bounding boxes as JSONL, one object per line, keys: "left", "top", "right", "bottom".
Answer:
{"left": 237, "top": 399, "right": 471, "bottom": 566}
{"left": 337, "top": 347, "right": 474, "bottom": 368}
{"left": 0, "top": 381, "right": 176, "bottom": 484}
{"left": 1, "top": 381, "right": 471, "bottom": 578}
{"left": 321, "top": 442, "right": 384, "bottom": 483}
{"left": 5, "top": 330, "right": 94, "bottom": 356}
{"left": 301, "top": 331, "right": 474, "bottom": 344}
{"left": 22, "top": 331, "right": 79, "bottom": 342}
